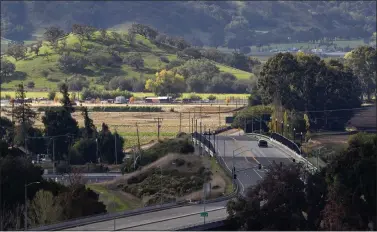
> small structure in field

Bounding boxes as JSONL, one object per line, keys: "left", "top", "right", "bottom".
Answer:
{"left": 144, "top": 96, "right": 172, "bottom": 103}
{"left": 114, "top": 96, "right": 128, "bottom": 104}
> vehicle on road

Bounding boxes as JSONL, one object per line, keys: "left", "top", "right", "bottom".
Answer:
{"left": 258, "top": 139, "right": 268, "bottom": 147}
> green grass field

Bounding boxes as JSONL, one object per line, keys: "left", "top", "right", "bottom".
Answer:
{"left": 86, "top": 184, "right": 141, "bottom": 212}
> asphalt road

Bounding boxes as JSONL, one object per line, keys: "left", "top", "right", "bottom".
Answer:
{"left": 61, "top": 134, "right": 293, "bottom": 230}
{"left": 65, "top": 201, "right": 227, "bottom": 231}
{"left": 212, "top": 135, "right": 293, "bottom": 194}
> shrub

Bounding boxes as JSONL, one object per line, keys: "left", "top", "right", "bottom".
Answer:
{"left": 41, "top": 70, "right": 49, "bottom": 77}
{"left": 48, "top": 91, "right": 56, "bottom": 100}
{"left": 160, "top": 56, "right": 170, "bottom": 63}
{"left": 208, "top": 95, "right": 216, "bottom": 101}
{"left": 80, "top": 88, "right": 133, "bottom": 100}
{"left": 175, "top": 158, "right": 185, "bottom": 167}
{"left": 26, "top": 81, "right": 35, "bottom": 89}
{"left": 188, "top": 93, "right": 202, "bottom": 101}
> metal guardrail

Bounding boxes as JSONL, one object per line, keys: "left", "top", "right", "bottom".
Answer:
{"left": 247, "top": 133, "right": 317, "bottom": 173}
{"left": 115, "top": 208, "right": 227, "bottom": 231}
{"left": 33, "top": 133, "right": 237, "bottom": 231}
{"left": 174, "top": 218, "right": 227, "bottom": 231}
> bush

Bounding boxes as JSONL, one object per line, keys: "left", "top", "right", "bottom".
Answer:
{"left": 26, "top": 81, "right": 35, "bottom": 88}
{"left": 208, "top": 95, "right": 216, "bottom": 101}
{"left": 174, "top": 158, "right": 185, "bottom": 167}
{"left": 80, "top": 88, "right": 133, "bottom": 100}
{"left": 48, "top": 91, "right": 56, "bottom": 100}
{"left": 41, "top": 70, "right": 49, "bottom": 77}
{"left": 188, "top": 93, "right": 202, "bottom": 101}
{"left": 160, "top": 56, "right": 170, "bottom": 63}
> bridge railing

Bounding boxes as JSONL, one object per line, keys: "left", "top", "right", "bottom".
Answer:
{"left": 247, "top": 132, "right": 317, "bottom": 173}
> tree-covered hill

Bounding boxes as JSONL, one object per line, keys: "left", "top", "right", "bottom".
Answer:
{"left": 1, "top": 24, "right": 256, "bottom": 95}
{"left": 1, "top": 1, "right": 376, "bottom": 46}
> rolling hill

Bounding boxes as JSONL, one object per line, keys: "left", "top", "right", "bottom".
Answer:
{"left": 1, "top": 30, "right": 254, "bottom": 91}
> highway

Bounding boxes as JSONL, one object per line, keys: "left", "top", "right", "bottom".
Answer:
{"left": 212, "top": 135, "right": 293, "bottom": 194}
{"left": 65, "top": 202, "right": 227, "bottom": 231}
{"left": 58, "top": 134, "right": 293, "bottom": 230}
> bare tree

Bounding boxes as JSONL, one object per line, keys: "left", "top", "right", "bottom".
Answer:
{"left": 66, "top": 167, "right": 84, "bottom": 187}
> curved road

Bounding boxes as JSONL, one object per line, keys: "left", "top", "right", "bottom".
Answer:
{"left": 60, "top": 134, "right": 293, "bottom": 231}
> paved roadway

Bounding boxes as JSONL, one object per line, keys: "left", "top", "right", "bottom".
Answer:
{"left": 211, "top": 134, "right": 294, "bottom": 194}
{"left": 65, "top": 201, "right": 227, "bottom": 231}
{"left": 61, "top": 134, "right": 293, "bottom": 230}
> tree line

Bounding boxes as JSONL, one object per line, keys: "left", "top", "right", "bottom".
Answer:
{"left": 1, "top": 83, "right": 124, "bottom": 166}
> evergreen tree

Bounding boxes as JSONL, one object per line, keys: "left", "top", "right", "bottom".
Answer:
{"left": 81, "top": 107, "right": 96, "bottom": 138}
{"left": 59, "top": 83, "right": 74, "bottom": 113}
{"left": 12, "top": 83, "right": 36, "bottom": 126}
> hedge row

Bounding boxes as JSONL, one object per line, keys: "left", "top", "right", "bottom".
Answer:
{"left": 91, "top": 106, "right": 163, "bottom": 112}
{"left": 37, "top": 106, "right": 86, "bottom": 112}
{"left": 37, "top": 106, "right": 163, "bottom": 112}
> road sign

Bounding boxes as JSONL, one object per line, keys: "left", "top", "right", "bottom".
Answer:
{"left": 200, "top": 212, "right": 208, "bottom": 217}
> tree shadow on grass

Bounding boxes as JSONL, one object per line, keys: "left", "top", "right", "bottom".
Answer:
{"left": 11, "top": 71, "right": 27, "bottom": 81}
{"left": 95, "top": 66, "right": 128, "bottom": 77}
{"left": 142, "top": 67, "right": 157, "bottom": 74}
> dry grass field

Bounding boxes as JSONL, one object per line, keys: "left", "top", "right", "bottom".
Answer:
{"left": 3, "top": 105, "right": 237, "bottom": 148}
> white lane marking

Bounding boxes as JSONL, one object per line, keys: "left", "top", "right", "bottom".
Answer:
{"left": 239, "top": 179, "right": 245, "bottom": 193}
{"left": 231, "top": 137, "right": 260, "bottom": 164}
{"left": 253, "top": 147, "right": 273, "bottom": 165}
{"left": 253, "top": 169, "right": 263, "bottom": 179}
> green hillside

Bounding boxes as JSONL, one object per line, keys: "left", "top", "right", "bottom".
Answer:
{"left": 1, "top": 30, "right": 254, "bottom": 92}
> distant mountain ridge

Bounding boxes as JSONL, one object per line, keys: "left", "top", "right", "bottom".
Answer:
{"left": 1, "top": 1, "right": 376, "bottom": 46}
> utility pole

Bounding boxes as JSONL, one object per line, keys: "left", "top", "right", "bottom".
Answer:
{"left": 114, "top": 129, "right": 118, "bottom": 165}
{"left": 191, "top": 118, "right": 194, "bottom": 134}
{"left": 251, "top": 117, "right": 254, "bottom": 133}
{"left": 200, "top": 121, "right": 202, "bottom": 156}
{"left": 218, "top": 105, "right": 221, "bottom": 127}
{"left": 260, "top": 115, "right": 262, "bottom": 134}
{"left": 223, "top": 139, "right": 225, "bottom": 158}
{"left": 179, "top": 113, "right": 182, "bottom": 133}
{"left": 188, "top": 112, "right": 191, "bottom": 133}
{"left": 52, "top": 138, "right": 55, "bottom": 174}
{"left": 154, "top": 118, "right": 163, "bottom": 140}
{"left": 136, "top": 123, "right": 141, "bottom": 152}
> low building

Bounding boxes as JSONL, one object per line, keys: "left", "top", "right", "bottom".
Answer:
{"left": 114, "top": 96, "right": 128, "bottom": 104}
{"left": 145, "top": 96, "right": 172, "bottom": 103}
